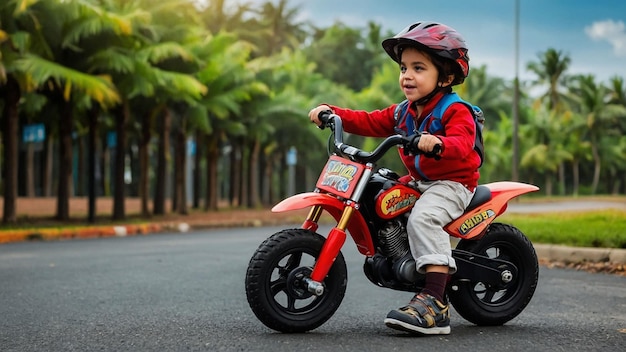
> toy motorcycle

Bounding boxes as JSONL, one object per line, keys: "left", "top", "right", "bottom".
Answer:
{"left": 245, "top": 111, "right": 540, "bottom": 333}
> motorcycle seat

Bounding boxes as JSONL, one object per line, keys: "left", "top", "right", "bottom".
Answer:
{"left": 466, "top": 185, "right": 492, "bottom": 210}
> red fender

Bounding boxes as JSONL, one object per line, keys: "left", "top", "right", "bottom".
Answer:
{"left": 445, "top": 181, "right": 539, "bottom": 239}
{"left": 272, "top": 192, "right": 375, "bottom": 255}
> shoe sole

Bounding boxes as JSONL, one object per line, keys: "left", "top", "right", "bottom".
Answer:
{"left": 384, "top": 318, "right": 451, "bottom": 335}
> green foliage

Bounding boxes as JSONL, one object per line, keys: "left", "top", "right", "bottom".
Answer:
{"left": 304, "top": 22, "right": 381, "bottom": 91}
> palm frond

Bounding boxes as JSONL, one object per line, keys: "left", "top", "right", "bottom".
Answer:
{"left": 15, "top": 53, "right": 120, "bottom": 106}
{"left": 153, "top": 67, "right": 207, "bottom": 99}
{"left": 88, "top": 47, "right": 135, "bottom": 74}
{"left": 139, "top": 42, "right": 195, "bottom": 64}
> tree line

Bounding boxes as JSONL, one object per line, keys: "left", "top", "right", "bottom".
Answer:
{"left": 1, "top": 0, "right": 625, "bottom": 224}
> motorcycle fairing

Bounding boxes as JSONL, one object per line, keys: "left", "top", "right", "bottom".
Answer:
{"left": 375, "top": 184, "right": 421, "bottom": 219}
{"left": 445, "top": 181, "right": 539, "bottom": 239}
{"left": 272, "top": 192, "right": 375, "bottom": 255}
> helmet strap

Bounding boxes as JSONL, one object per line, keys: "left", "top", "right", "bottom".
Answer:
{"left": 414, "top": 85, "right": 443, "bottom": 106}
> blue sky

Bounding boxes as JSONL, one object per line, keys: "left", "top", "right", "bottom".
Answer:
{"left": 233, "top": 0, "right": 626, "bottom": 83}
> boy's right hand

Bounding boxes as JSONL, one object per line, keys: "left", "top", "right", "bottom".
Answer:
{"left": 308, "top": 105, "right": 332, "bottom": 126}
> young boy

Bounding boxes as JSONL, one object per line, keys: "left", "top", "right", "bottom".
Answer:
{"left": 308, "top": 21, "right": 481, "bottom": 335}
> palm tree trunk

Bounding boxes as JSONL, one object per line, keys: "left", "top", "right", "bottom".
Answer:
{"left": 590, "top": 135, "right": 601, "bottom": 195}
{"left": 43, "top": 133, "right": 53, "bottom": 197}
{"left": 279, "top": 153, "right": 287, "bottom": 199}
{"left": 545, "top": 174, "right": 553, "bottom": 197}
{"left": 103, "top": 146, "right": 111, "bottom": 196}
{"left": 571, "top": 159, "right": 580, "bottom": 197}
{"left": 75, "top": 136, "right": 85, "bottom": 196}
{"left": 173, "top": 121, "right": 187, "bottom": 215}
{"left": 56, "top": 99, "right": 73, "bottom": 221}
{"left": 229, "top": 141, "right": 242, "bottom": 207}
{"left": 193, "top": 130, "right": 203, "bottom": 209}
{"left": 240, "top": 143, "right": 249, "bottom": 208}
{"left": 88, "top": 107, "right": 99, "bottom": 222}
{"left": 557, "top": 162, "right": 565, "bottom": 195}
{"left": 25, "top": 143, "right": 35, "bottom": 197}
{"left": 248, "top": 138, "right": 261, "bottom": 208}
{"left": 205, "top": 134, "right": 219, "bottom": 211}
{"left": 611, "top": 175, "right": 620, "bottom": 195}
{"left": 139, "top": 110, "right": 152, "bottom": 216}
{"left": 153, "top": 108, "right": 171, "bottom": 215}
{"left": 262, "top": 152, "right": 272, "bottom": 206}
{"left": 1, "top": 76, "right": 20, "bottom": 223}
{"left": 112, "top": 102, "right": 129, "bottom": 220}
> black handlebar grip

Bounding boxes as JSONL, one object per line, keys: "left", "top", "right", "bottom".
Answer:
{"left": 317, "top": 110, "right": 333, "bottom": 130}
{"left": 431, "top": 144, "right": 442, "bottom": 160}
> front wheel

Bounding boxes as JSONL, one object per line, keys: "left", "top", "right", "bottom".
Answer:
{"left": 449, "top": 223, "right": 539, "bottom": 326}
{"left": 245, "top": 228, "right": 348, "bottom": 333}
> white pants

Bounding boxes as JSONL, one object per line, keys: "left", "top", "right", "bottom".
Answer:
{"left": 407, "top": 180, "right": 474, "bottom": 274}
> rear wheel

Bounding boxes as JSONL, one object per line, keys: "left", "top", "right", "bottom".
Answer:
{"left": 449, "top": 223, "right": 539, "bottom": 326}
{"left": 245, "top": 228, "right": 347, "bottom": 333}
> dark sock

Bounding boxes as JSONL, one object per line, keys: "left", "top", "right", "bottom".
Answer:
{"left": 422, "top": 272, "right": 448, "bottom": 303}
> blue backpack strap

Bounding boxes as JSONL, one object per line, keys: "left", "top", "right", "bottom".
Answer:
{"left": 419, "top": 92, "right": 464, "bottom": 134}
{"left": 420, "top": 92, "right": 485, "bottom": 166}
{"left": 393, "top": 99, "right": 414, "bottom": 136}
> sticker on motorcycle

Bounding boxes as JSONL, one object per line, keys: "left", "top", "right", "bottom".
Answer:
{"left": 316, "top": 155, "right": 365, "bottom": 199}
{"left": 375, "top": 185, "right": 420, "bottom": 219}
{"left": 459, "top": 209, "right": 496, "bottom": 235}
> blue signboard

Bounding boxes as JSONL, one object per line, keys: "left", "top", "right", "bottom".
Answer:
{"left": 107, "top": 131, "right": 116, "bottom": 148}
{"left": 286, "top": 146, "right": 297, "bottom": 166}
{"left": 23, "top": 124, "right": 45, "bottom": 143}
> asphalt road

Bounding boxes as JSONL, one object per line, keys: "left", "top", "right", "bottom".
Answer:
{"left": 1, "top": 226, "right": 625, "bottom": 352}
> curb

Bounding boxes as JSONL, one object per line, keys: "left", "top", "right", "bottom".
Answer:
{"left": 1, "top": 221, "right": 625, "bottom": 265}
{"left": 0, "top": 223, "right": 165, "bottom": 244}
{"left": 533, "top": 243, "right": 626, "bottom": 265}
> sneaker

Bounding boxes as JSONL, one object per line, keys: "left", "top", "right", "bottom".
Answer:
{"left": 384, "top": 293, "right": 450, "bottom": 335}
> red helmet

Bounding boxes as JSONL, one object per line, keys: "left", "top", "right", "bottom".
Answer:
{"left": 382, "top": 21, "right": 470, "bottom": 84}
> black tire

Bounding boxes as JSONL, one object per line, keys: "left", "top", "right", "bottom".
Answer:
{"left": 448, "top": 223, "right": 539, "bottom": 326}
{"left": 245, "top": 228, "right": 348, "bottom": 333}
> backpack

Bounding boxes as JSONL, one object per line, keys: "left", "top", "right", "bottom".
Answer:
{"left": 394, "top": 92, "right": 485, "bottom": 167}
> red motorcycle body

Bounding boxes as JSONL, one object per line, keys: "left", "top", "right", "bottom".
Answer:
{"left": 273, "top": 181, "right": 538, "bottom": 256}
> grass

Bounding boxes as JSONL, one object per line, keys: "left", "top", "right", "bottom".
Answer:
{"left": 499, "top": 209, "right": 626, "bottom": 249}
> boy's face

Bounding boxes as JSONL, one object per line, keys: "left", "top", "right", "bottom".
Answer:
{"left": 398, "top": 47, "right": 441, "bottom": 103}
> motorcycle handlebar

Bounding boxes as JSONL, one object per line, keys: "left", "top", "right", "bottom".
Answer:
{"left": 318, "top": 110, "right": 412, "bottom": 163}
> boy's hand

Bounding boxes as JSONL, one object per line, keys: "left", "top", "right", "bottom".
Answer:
{"left": 417, "top": 133, "right": 443, "bottom": 155}
{"left": 308, "top": 105, "right": 332, "bottom": 126}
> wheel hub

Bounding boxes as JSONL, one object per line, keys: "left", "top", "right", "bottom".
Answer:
{"left": 286, "top": 267, "right": 314, "bottom": 299}
{"left": 501, "top": 270, "right": 513, "bottom": 283}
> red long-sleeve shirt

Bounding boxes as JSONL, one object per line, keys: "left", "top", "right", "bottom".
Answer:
{"left": 330, "top": 92, "right": 481, "bottom": 190}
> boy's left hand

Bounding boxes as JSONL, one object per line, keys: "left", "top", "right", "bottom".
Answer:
{"left": 417, "top": 133, "right": 443, "bottom": 155}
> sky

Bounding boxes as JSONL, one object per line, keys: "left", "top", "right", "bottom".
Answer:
{"left": 229, "top": 0, "right": 626, "bottom": 83}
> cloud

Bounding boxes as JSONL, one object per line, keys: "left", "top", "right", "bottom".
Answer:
{"left": 585, "top": 20, "right": 626, "bottom": 57}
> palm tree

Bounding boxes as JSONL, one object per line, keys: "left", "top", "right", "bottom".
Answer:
{"left": 526, "top": 48, "right": 571, "bottom": 112}
{"left": 83, "top": 0, "right": 207, "bottom": 218}
{"left": 194, "top": 33, "right": 267, "bottom": 209}
{"left": 520, "top": 107, "right": 572, "bottom": 195}
{"left": 1, "top": 1, "right": 50, "bottom": 223}
{"left": 526, "top": 48, "right": 572, "bottom": 193}
{"left": 561, "top": 112, "right": 592, "bottom": 196}
{"left": 606, "top": 76, "right": 626, "bottom": 193}
{"left": 304, "top": 22, "right": 380, "bottom": 92}
{"left": 1, "top": 0, "right": 120, "bottom": 222}
{"left": 568, "top": 75, "right": 626, "bottom": 194}
{"left": 201, "top": 0, "right": 253, "bottom": 34}
{"left": 455, "top": 65, "right": 509, "bottom": 122}
{"left": 252, "top": 0, "right": 307, "bottom": 56}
